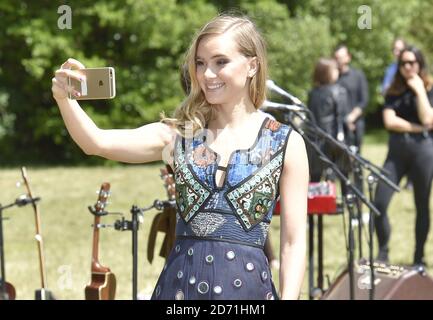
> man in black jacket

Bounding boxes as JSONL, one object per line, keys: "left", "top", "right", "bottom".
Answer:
{"left": 334, "top": 45, "right": 369, "bottom": 150}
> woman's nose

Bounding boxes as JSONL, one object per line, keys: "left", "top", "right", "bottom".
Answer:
{"left": 204, "top": 66, "right": 217, "bottom": 78}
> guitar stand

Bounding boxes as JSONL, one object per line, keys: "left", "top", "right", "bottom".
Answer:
{"left": 99, "top": 199, "right": 174, "bottom": 300}
{"left": 112, "top": 200, "right": 173, "bottom": 300}
{"left": 112, "top": 205, "right": 142, "bottom": 301}
{"left": 1, "top": 195, "right": 41, "bottom": 300}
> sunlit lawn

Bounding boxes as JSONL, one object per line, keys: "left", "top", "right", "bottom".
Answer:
{"left": 1, "top": 136, "right": 432, "bottom": 300}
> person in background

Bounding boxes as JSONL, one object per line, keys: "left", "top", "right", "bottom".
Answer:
{"left": 334, "top": 44, "right": 369, "bottom": 152}
{"left": 381, "top": 38, "right": 406, "bottom": 95}
{"left": 373, "top": 46, "right": 433, "bottom": 267}
{"left": 334, "top": 45, "right": 369, "bottom": 223}
{"left": 381, "top": 38, "right": 413, "bottom": 190}
{"left": 307, "top": 57, "right": 351, "bottom": 182}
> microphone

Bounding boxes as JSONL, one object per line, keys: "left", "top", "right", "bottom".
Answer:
{"left": 266, "top": 80, "right": 304, "bottom": 106}
{"left": 15, "top": 195, "right": 41, "bottom": 207}
{"left": 261, "top": 100, "right": 307, "bottom": 121}
{"left": 261, "top": 100, "right": 306, "bottom": 112}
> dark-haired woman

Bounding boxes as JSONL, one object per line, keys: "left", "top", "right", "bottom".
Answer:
{"left": 374, "top": 46, "right": 433, "bottom": 267}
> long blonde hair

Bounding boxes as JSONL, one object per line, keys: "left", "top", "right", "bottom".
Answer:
{"left": 161, "top": 14, "right": 268, "bottom": 137}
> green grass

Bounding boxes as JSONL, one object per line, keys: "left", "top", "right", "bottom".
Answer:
{"left": 0, "top": 164, "right": 168, "bottom": 300}
{"left": 1, "top": 139, "right": 432, "bottom": 300}
{"left": 363, "top": 128, "right": 389, "bottom": 145}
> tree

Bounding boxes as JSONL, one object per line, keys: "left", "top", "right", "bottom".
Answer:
{"left": 0, "top": 0, "right": 430, "bottom": 164}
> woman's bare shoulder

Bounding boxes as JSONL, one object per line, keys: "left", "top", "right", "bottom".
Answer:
{"left": 144, "top": 121, "right": 178, "bottom": 145}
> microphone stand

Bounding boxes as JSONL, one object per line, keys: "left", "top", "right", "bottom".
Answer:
{"left": 299, "top": 111, "right": 401, "bottom": 299}
{"left": 264, "top": 96, "right": 400, "bottom": 299}
{"left": 301, "top": 121, "right": 398, "bottom": 195}
{"left": 266, "top": 90, "right": 395, "bottom": 188}
{"left": 283, "top": 114, "right": 365, "bottom": 299}
{"left": 345, "top": 192, "right": 357, "bottom": 300}
{"left": 267, "top": 101, "right": 395, "bottom": 186}
{"left": 283, "top": 110, "right": 394, "bottom": 215}
{"left": 113, "top": 205, "right": 143, "bottom": 300}
{"left": 366, "top": 174, "right": 377, "bottom": 300}
{"left": 281, "top": 108, "right": 398, "bottom": 300}
{"left": 352, "top": 154, "right": 364, "bottom": 259}
{"left": 113, "top": 199, "right": 175, "bottom": 300}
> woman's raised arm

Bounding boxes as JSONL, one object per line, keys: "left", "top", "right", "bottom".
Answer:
{"left": 52, "top": 58, "right": 175, "bottom": 164}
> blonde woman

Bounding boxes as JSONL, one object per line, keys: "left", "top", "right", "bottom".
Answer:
{"left": 52, "top": 14, "right": 308, "bottom": 300}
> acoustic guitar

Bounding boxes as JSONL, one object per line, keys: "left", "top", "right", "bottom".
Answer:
{"left": 147, "top": 165, "right": 176, "bottom": 263}
{"left": 0, "top": 210, "right": 16, "bottom": 300}
{"left": 21, "top": 167, "right": 55, "bottom": 300}
{"left": 85, "top": 182, "right": 116, "bottom": 300}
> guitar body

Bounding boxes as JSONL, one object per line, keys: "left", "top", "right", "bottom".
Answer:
{"left": 0, "top": 281, "right": 16, "bottom": 300}
{"left": 147, "top": 166, "right": 177, "bottom": 263}
{"left": 85, "top": 271, "right": 116, "bottom": 300}
{"left": 1, "top": 210, "right": 17, "bottom": 300}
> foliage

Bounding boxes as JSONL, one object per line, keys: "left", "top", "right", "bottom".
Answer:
{"left": 0, "top": 0, "right": 431, "bottom": 164}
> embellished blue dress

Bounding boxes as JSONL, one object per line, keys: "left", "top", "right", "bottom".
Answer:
{"left": 151, "top": 117, "right": 292, "bottom": 300}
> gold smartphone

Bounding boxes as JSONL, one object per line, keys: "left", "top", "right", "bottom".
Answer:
{"left": 67, "top": 67, "right": 116, "bottom": 100}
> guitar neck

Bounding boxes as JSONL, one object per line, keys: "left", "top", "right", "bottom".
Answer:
{"left": 89, "top": 182, "right": 111, "bottom": 274}
{"left": 21, "top": 167, "right": 48, "bottom": 289}
{"left": 91, "top": 215, "right": 101, "bottom": 271}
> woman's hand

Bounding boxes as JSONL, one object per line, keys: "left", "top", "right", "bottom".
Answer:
{"left": 51, "top": 58, "right": 86, "bottom": 100}
{"left": 406, "top": 74, "right": 426, "bottom": 95}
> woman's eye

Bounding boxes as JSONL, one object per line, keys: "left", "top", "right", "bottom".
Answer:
{"left": 217, "top": 59, "right": 229, "bottom": 65}
{"left": 196, "top": 60, "right": 204, "bottom": 66}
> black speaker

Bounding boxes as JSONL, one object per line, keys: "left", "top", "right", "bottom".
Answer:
{"left": 322, "top": 260, "right": 433, "bottom": 300}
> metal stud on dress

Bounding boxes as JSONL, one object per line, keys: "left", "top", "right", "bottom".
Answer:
{"left": 233, "top": 279, "right": 242, "bottom": 288}
{"left": 175, "top": 290, "right": 184, "bottom": 300}
{"left": 226, "top": 250, "right": 235, "bottom": 260}
{"left": 205, "top": 254, "right": 214, "bottom": 264}
{"left": 246, "top": 262, "right": 255, "bottom": 271}
{"left": 189, "top": 276, "right": 196, "bottom": 285}
{"left": 198, "top": 281, "right": 210, "bottom": 294}
{"left": 213, "top": 286, "right": 223, "bottom": 295}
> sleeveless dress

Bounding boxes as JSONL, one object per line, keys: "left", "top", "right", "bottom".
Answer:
{"left": 151, "top": 117, "right": 292, "bottom": 300}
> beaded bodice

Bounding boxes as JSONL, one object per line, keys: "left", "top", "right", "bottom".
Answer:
{"left": 173, "top": 118, "right": 292, "bottom": 248}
